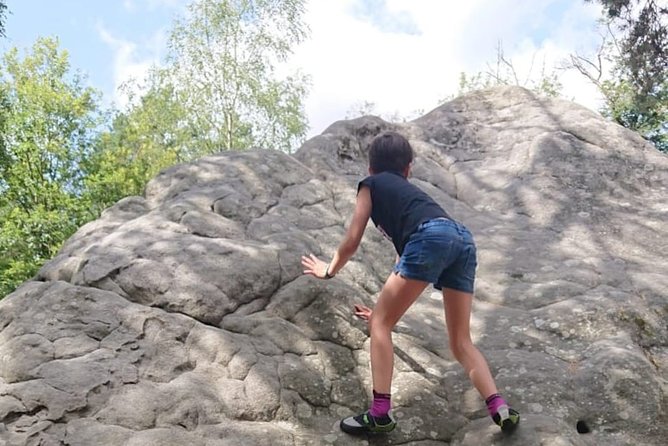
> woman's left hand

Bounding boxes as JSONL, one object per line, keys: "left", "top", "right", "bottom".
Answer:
{"left": 353, "top": 304, "right": 372, "bottom": 321}
{"left": 301, "top": 253, "right": 330, "bottom": 279}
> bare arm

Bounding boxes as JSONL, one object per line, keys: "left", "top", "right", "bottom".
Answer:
{"left": 301, "top": 186, "right": 372, "bottom": 278}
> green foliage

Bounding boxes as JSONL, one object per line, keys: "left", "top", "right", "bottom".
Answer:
{"left": 0, "top": 205, "right": 77, "bottom": 292}
{"left": 0, "top": 2, "right": 315, "bottom": 297}
{"left": 344, "top": 100, "right": 424, "bottom": 122}
{"left": 585, "top": 0, "right": 667, "bottom": 94}
{"left": 454, "top": 43, "right": 563, "bottom": 99}
{"left": 82, "top": 71, "right": 190, "bottom": 211}
{"left": 600, "top": 76, "right": 667, "bottom": 151}
{"left": 87, "top": 0, "right": 313, "bottom": 212}
{"left": 157, "top": 0, "right": 310, "bottom": 152}
{"left": 0, "top": 1, "right": 6, "bottom": 38}
{"left": 345, "top": 100, "right": 378, "bottom": 119}
{"left": 0, "top": 37, "right": 101, "bottom": 296}
{"left": 0, "top": 1, "right": 315, "bottom": 298}
{"left": 580, "top": 0, "right": 667, "bottom": 152}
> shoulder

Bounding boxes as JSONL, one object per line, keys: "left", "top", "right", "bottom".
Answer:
{"left": 358, "top": 173, "right": 378, "bottom": 190}
{"left": 358, "top": 171, "right": 407, "bottom": 191}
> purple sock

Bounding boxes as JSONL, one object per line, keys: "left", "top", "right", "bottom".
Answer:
{"left": 369, "top": 390, "right": 391, "bottom": 417}
{"left": 485, "top": 393, "right": 508, "bottom": 417}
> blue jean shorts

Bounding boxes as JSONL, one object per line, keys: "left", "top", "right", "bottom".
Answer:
{"left": 393, "top": 218, "right": 477, "bottom": 293}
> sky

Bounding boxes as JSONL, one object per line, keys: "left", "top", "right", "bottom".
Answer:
{"left": 4, "top": 0, "right": 607, "bottom": 139}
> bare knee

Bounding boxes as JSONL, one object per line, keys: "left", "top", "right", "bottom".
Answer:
{"left": 449, "top": 336, "right": 475, "bottom": 362}
{"left": 369, "top": 313, "right": 394, "bottom": 337}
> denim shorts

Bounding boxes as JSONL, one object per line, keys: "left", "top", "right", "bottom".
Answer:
{"left": 393, "top": 218, "right": 477, "bottom": 293}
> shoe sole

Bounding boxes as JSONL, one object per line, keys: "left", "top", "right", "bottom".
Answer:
{"left": 340, "top": 420, "right": 396, "bottom": 435}
{"left": 500, "top": 412, "right": 520, "bottom": 433}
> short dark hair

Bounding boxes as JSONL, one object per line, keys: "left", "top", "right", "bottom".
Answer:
{"left": 368, "top": 132, "right": 414, "bottom": 174}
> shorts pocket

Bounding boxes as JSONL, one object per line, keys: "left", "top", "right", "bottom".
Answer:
{"left": 461, "top": 244, "right": 478, "bottom": 279}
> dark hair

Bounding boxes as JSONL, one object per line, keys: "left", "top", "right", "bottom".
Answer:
{"left": 368, "top": 132, "right": 414, "bottom": 174}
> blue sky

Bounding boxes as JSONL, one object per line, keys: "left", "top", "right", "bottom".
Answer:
{"left": 4, "top": 0, "right": 184, "bottom": 105}
{"left": 3, "top": 0, "right": 605, "bottom": 137}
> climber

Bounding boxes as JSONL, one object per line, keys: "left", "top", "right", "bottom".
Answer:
{"left": 301, "top": 131, "right": 520, "bottom": 435}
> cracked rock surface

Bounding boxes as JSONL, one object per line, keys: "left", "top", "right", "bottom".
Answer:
{"left": 1, "top": 86, "right": 667, "bottom": 445}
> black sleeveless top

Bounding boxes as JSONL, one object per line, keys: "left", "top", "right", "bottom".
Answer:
{"left": 358, "top": 171, "right": 451, "bottom": 255}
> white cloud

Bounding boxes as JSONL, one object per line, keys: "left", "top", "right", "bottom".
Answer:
{"left": 122, "top": 0, "right": 137, "bottom": 12}
{"left": 96, "top": 24, "right": 167, "bottom": 108}
{"left": 103, "top": 0, "right": 609, "bottom": 135}
{"left": 291, "top": 1, "right": 471, "bottom": 135}
{"left": 289, "top": 0, "right": 607, "bottom": 137}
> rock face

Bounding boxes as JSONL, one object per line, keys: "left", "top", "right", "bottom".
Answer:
{"left": 1, "top": 86, "right": 667, "bottom": 445}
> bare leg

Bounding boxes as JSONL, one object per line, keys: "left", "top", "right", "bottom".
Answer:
{"left": 442, "top": 287, "right": 498, "bottom": 398}
{"left": 369, "top": 273, "right": 429, "bottom": 393}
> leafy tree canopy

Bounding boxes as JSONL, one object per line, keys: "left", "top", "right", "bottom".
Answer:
{"left": 87, "top": 0, "right": 313, "bottom": 217}
{"left": 581, "top": 0, "right": 667, "bottom": 151}
{"left": 154, "top": 0, "right": 310, "bottom": 153}
{"left": 586, "top": 0, "right": 667, "bottom": 93}
{"left": 0, "top": 1, "right": 7, "bottom": 38}
{"left": 0, "top": 37, "right": 102, "bottom": 296}
{"left": 443, "top": 42, "right": 563, "bottom": 104}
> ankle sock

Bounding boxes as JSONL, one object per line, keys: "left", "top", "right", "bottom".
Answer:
{"left": 369, "top": 390, "right": 391, "bottom": 418}
{"left": 485, "top": 393, "right": 508, "bottom": 417}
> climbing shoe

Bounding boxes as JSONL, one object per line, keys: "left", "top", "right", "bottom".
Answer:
{"left": 492, "top": 405, "right": 520, "bottom": 433}
{"left": 340, "top": 411, "right": 397, "bottom": 435}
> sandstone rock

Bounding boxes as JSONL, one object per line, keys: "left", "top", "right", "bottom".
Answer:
{"left": 1, "top": 86, "right": 666, "bottom": 445}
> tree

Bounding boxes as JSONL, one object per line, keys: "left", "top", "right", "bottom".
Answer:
{"left": 82, "top": 70, "right": 192, "bottom": 212}
{"left": 0, "top": 1, "right": 7, "bottom": 38}
{"left": 585, "top": 0, "right": 667, "bottom": 97}
{"left": 0, "top": 37, "right": 101, "bottom": 296}
{"left": 454, "top": 42, "right": 563, "bottom": 99}
{"left": 574, "top": 0, "right": 667, "bottom": 151}
{"left": 85, "top": 0, "right": 313, "bottom": 226}
{"left": 156, "top": 0, "right": 310, "bottom": 153}
{"left": 344, "top": 100, "right": 424, "bottom": 122}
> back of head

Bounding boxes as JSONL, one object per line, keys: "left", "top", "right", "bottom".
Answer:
{"left": 368, "top": 132, "right": 414, "bottom": 174}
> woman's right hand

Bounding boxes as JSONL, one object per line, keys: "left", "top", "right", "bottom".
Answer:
{"left": 353, "top": 304, "right": 372, "bottom": 321}
{"left": 301, "top": 253, "right": 330, "bottom": 279}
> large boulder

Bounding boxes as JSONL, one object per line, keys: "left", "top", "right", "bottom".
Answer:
{"left": 1, "top": 86, "right": 666, "bottom": 445}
